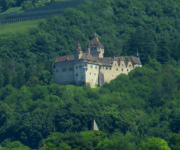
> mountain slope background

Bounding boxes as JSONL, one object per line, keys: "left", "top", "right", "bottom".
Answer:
{"left": 0, "top": 0, "right": 180, "bottom": 149}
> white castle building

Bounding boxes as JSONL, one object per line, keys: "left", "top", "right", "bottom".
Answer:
{"left": 52, "top": 33, "right": 142, "bottom": 88}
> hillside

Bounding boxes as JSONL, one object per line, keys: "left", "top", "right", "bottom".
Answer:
{"left": 0, "top": 0, "right": 180, "bottom": 149}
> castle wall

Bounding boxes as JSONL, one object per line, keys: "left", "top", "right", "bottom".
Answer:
{"left": 85, "top": 63, "right": 99, "bottom": 88}
{"left": 74, "top": 60, "right": 86, "bottom": 85}
{"left": 134, "top": 64, "right": 142, "bottom": 68}
{"left": 53, "top": 60, "right": 75, "bottom": 85}
{"left": 100, "top": 61, "right": 129, "bottom": 84}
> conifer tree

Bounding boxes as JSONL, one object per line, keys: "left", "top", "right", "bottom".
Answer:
{"left": 157, "top": 37, "right": 170, "bottom": 64}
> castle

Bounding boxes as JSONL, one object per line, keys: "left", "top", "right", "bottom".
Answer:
{"left": 52, "top": 33, "right": 142, "bottom": 88}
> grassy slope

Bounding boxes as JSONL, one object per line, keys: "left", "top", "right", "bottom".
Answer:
{"left": 0, "top": 7, "right": 23, "bottom": 15}
{"left": 0, "top": 0, "right": 70, "bottom": 36}
{"left": 0, "top": 20, "right": 43, "bottom": 36}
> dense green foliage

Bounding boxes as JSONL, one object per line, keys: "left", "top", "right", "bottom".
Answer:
{"left": 1, "top": 0, "right": 180, "bottom": 149}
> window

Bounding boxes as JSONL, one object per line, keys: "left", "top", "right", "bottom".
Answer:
{"left": 69, "top": 67, "right": 72, "bottom": 71}
{"left": 92, "top": 79, "right": 93, "bottom": 81}
{"left": 116, "top": 68, "right": 118, "bottom": 71}
{"left": 121, "top": 69, "right": 123, "bottom": 71}
{"left": 106, "top": 67, "right": 108, "bottom": 70}
{"left": 127, "top": 69, "right": 129, "bottom": 71}
{"left": 129, "top": 65, "right": 131, "bottom": 67}
{"left": 91, "top": 65, "right": 93, "bottom": 68}
{"left": 95, "top": 66, "right": 97, "bottom": 69}
{"left": 62, "top": 68, "right": 66, "bottom": 71}
{"left": 90, "top": 73, "right": 91, "bottom": 75}
{"left": 110, "top": 68, "right": 112, "bottom": 70}
{"left": 76, "top": 73, "right": 78, "bottom": 76}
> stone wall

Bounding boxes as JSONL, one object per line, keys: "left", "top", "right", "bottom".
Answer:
{"left": 85, "top": 63, "right": 99, "bottom": 88}
{"left": 74, "top": 60, "right": 86, "bottom": 85}
{"left": 53, "top": 60, "right": 74, "bottom": 85}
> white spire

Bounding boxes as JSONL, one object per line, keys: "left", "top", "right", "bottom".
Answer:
{"left": 92, "top": 119, "right": 99, "bottom": 130}
{"left": 137, "top": 49, "right": 139, "bottom": 58}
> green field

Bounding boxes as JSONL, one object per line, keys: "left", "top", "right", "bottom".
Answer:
{"left": 0, "top": 19, "right": 43, "bottom": 36}
{"left": 0, "top": 7, "right": 23, "bottom": 15}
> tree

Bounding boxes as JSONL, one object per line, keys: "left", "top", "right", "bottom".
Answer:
{"left": 26, "top": 76, "right": 39, "bottom": 87}
{"left": 168, "top": 134, "right": 180, "bottom": 150}
{"left": 81, "top": 130, "right": 107, "bottom": 148}
{"left": 38, "top": 70, "right": 52, "bottom": 85}
{"left": 17, "top": 70, "right": 25, "bottom": 89}
{"left": 0, "top": 73, "right": 4, "bottom": 88}
{"left": 138, "top": 137, "right": 171, "bottom": 150}
{"left": 3, "top": 68, "right": 11, "bottom": 86}
{"left": 0, "top": 141, "right": 31, "bottom": 150}
{"left": 157, "top": 37, "right": 170, "bottom": 64}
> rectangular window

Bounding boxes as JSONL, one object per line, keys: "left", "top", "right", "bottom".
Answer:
{"left": 62, "top": 68, "right": 66, "bottom": 71}
{"left": 127, "top": 69, "right": 129, "bottom": 71}
{"left": 106, "top": 67, "right": 108, "bottom": 70}
{"left": 129, "top": 65, "right": 131, "bottom": 67}
{"left": 121, "top": 69, "right": 123, "bottom": 71}
{"left": 116, "top": 68, "right": 118, "bottom": 71}
{"left": 91, "top": 65, "right": 93, "bottom": 68}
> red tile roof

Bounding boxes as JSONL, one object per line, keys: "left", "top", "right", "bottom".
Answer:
{"left": 55, "top": 55, "right": 74, "bottom": 62}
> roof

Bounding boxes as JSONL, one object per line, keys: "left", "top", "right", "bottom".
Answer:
{"left": 131, "top": 56, "right": 142, "bottom": 65}
{"left": 55, "top": 54, "right": 142, "bottom": 66}
{"left": 89, "top": 33, "right": 103, "bottom": 48}
{"left": 55, "top": 55, "right": 74, "bottom": 62}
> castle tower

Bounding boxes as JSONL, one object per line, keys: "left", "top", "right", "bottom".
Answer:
{"left": 74, "top": 41, "right": 83, "bottom": 60}
{"left": 92, "top": 119, "right": 99, "bottom": 130}
{"left": 88, "top": 33, "right": 104, "bottom": 58}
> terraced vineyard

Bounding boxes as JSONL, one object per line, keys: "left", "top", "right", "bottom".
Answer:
{"left": 0, "top": 0, "right": 97, "bottom": 25}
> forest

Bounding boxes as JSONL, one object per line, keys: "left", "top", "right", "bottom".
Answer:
{"left": 1, "top": 0, "right": 180, "bottom": 149}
